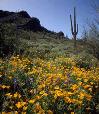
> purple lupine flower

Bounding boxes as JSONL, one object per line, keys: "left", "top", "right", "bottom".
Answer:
{"left": 56, "top": 77, "right": 60, "bottom": 82}
{"left": 64, "top": 80, "right": 68, "bottom": 84}
{"left": 13, "top": 78, "right": 17, "bottom": 92}
{"left": 67, "top": 72, "right": 71, "bottom": 78}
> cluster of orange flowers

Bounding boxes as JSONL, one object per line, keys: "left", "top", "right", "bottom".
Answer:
{"left": 0, "top": 55, "right": 99, "bottom": 114}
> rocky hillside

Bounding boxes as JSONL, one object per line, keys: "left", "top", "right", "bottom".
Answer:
{"left": 0, "top": 10, "right": 99, "bottom": 114}
{"left": 0, "top": 10, "right": 67, "bottom": 57}
{"left": 0, "top": 10, "right": 47, "bottom": 32}
{"left": 0, "top": 10, "right": 65, "bottom": 34}
{"left": 0, "top": 10, "right": 99, "bottom": 64}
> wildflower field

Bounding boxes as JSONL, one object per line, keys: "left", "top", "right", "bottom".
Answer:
{"left": 0, "top": 55, "right": 99, "bottom": 114}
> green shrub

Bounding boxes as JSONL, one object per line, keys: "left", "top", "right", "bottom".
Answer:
{"left": 73, "top": 52, "right": 98, "bottom": 69}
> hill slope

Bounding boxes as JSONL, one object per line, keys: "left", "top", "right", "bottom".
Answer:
{"left": 0, "top": 10, "right": 99, "bottom": 114}
{"left": 0, "top": 10, "right": 99, "bottom": 65}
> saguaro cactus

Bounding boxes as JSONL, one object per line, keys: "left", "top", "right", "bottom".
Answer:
{"left": 70, "top": 7, "right": 78, "bottom": 48}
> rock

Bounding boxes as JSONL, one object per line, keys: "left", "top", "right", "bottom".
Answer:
{"left": 0, "top": 10, "right": 14, "bottom": 18}
{"left": 18, "top": 10, "right": 31, "bottom": 18}
{"left": 22, "top": 17, "right": 41, "bottom": 31}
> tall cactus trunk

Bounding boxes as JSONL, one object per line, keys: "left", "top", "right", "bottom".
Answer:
{"left": 70, "top": 7, "right": 78, "bottom": 48}
{"left": 73, "top": 34, "right": 76, "bottom": 48}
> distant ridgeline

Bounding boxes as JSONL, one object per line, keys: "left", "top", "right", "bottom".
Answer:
{"left": 0, "top": 10, "right": 65, "bottom": 37}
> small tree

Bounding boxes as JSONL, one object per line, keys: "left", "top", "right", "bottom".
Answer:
{"left": 82, "top": 27, "right": 88, "bottom": 42}
{"left": 84, "top": 23, "right": 99, "bottom": 59}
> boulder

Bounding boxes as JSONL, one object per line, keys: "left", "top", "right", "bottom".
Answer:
{"left": 18, "top": 11, "right": 31, "bottom": 18}
{"left": 22, "top": 17, "right": 41, "bottom": 31}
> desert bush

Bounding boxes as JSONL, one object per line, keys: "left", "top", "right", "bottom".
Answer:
{"left": 0, "top": 24, "right": 17, "bottom": 57}
{"left": 57, "top": 31, "right": 65, "bottom": 39}
{"left": 73, "top": 52, "right": 98, "bottom": 69}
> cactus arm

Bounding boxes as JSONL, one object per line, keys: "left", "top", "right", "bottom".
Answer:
{"left": 74, "top": 7, "right": 76, "bottom": 34}
{"left": 76, "top": 24, "right": 78, "bottom": 34}
{"left": 70, "top": 14, "right": 74, "bottom": 34}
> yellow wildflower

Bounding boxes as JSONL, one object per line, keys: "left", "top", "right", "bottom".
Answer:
{"left": 5, "top": 93, "right": 12, "bottom": 97}
{"left": 71, "top": 84, "right": 78, "bottom": 91}
{"left": 54, "top": 86, "right": 59, "bottom": 90}
{"left": 83, "top": 85, "right": 90, "bottom": 89}
{"left": 35, "top": 102, "right": 42, "bottom": 112}
{"left": 13, "top": 92, "right": 21, "bottom": 98}
{"left": 21, "top": 112, "right": 26, "bottom": 114}
{"left": 23, "top": 106, "right": 28, "bottom": 111}
{"left": 15, "top": 102, "right": 22, "bottom": 108}
{"left": 1, "top": 85, "right": 7, "bottom": 89}
{"left": 47, "top": 110, "right": 53, "bottom": 114}
{"left": 29, "top": 99, "right": 35, "bottom": 104}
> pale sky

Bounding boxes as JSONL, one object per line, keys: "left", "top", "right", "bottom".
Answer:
{"left": 0, "top": 0, "right": 98, "bottom": 38}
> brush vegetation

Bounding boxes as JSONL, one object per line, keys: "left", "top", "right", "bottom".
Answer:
{"left": 0, "top": 10, "right": 99, "bottom": 114}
